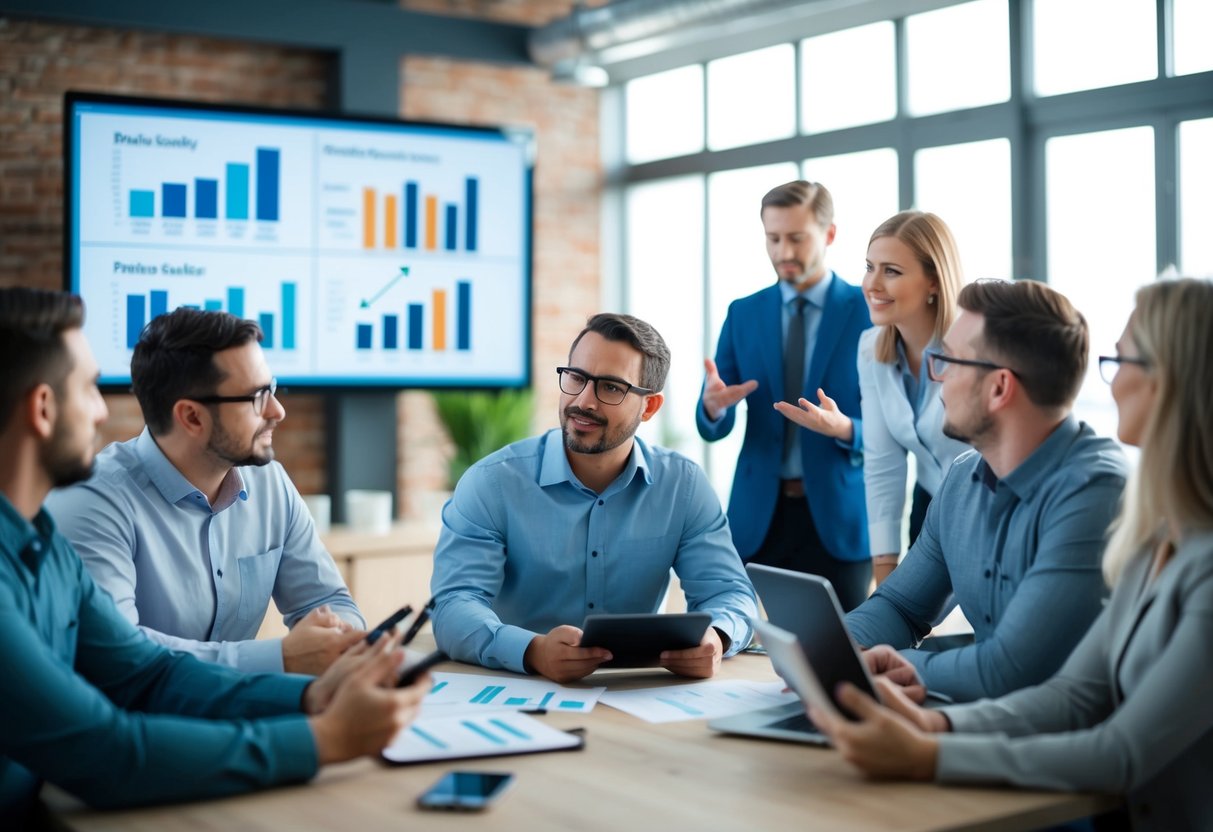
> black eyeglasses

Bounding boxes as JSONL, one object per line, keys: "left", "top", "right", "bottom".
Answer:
{"left": 1098, "top": 355, "right": 1150, "bottom": 385}
{"left": 192, "top": 379, "right": 282, "bottom": 416}
{"left": 556, "top": 367, "right": 654, "bottom": 405}
{"left": 924, "top": 350, "right": 1021, "bottom": 383}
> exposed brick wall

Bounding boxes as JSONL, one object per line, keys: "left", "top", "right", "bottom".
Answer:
{"left": 397, "top": 55, "right": 601, "bottom": 516}
{"left": 0, "top": 18, "right": 333, "bottom": 490}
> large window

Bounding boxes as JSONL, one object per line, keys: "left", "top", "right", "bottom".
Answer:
{"left": 626, "top": 177, "right": 706, "bottom": 464}
{"left": 801, "top": 23, "right": 895, "bottom": 134}
{"left": 906, "top": 0, "right": 1010, "bottom": 115}
{"left": 1033, "top": 0, "right": 1157, "bottom": 96}
{"left": 706, "top": 45, "right": 795, "bottom": 151}
{"left": 802, "top": 149, "right": 899, "bottom": 283}
{"left": 914, "top": 139, "right": 1012, "bottom": 281}
{"left": 1046, "top": 126, "right": 1156, "bottom": 437}
{"left": 1179, "top": 118, "right": 1213, "bottom": 276}
{"left": 610, "top": 0, "right": 1213, "bottom": 494}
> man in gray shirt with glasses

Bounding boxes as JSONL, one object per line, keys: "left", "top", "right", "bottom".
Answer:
{"left": 47, "top": 309, "right": 364, "bottom": 675}
{"left": 846, "top": 279, "right": 1127, "bottom": 703}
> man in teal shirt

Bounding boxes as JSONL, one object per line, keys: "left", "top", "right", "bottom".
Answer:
{"left": 0, "top": 288, "right": 427, "bottom": 826}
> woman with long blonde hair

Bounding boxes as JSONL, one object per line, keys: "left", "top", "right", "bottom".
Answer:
{"left": 809, "top": 278, "right": 1213, "bottom": 831}
{"left": 778, "top": 211, "right": 969, "bottom": 584}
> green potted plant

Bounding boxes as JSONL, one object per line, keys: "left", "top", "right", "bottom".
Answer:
{"left": 431, "top": 388, "right": 535, "bottom": 488}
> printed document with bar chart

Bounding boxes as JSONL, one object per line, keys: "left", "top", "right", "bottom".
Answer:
{"left": 68, "top": 96, "right": 530, "bottom": 387}
{"left": 421, "top": 672, "right": 606, "bottom": 716}
{"left": 381, "top": 710, "right": 583, "bottom": 765}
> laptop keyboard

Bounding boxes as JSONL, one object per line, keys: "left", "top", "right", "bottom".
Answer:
{"left": 768, "top": 711, "right": 820, "bottom": 734}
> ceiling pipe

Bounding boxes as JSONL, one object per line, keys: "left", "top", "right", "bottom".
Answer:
{"left": 529, "top": 0, "right": 813, "bottom": 72}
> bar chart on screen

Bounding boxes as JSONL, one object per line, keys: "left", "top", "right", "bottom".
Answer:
{"left": 78, "top": 112, "right": 313, "bottom": 249}
{"left": 71, "top": 95, "right": 531, "bottom": 386}
{"left": 80, "top": 248, "right": 314, "bottom": 373}
{"left": 315, "top": 258, "right": 522, "bottom": 381}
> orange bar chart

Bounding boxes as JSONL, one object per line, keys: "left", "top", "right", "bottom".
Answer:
{"left": 363, "top": 187, "right": 376, "bottom": 249}
{"left": 384, "top": 195, "right": 398, "bottom": 249}
{"left": 425, "top": 195, "right": 438, "bottom": 251}
{"left": 432, "top": 289, "right": 447, "bottom": 350}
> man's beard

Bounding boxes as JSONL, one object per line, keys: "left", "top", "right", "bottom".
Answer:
{"left": 560, "top": 406, "right": 641, "bottom": 455}
{"left": 941, "top": 402, "right": 995, "bottom": 447}
{"left": 42, "top": 420, "right": 95, "bottom": 488}
{"left": 208, "top": 420, "right": 275, "bottom": 467}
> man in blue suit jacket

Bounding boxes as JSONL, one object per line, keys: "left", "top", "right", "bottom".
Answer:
{"left": 697, "top": 180, "right": 872, "bottom": 610}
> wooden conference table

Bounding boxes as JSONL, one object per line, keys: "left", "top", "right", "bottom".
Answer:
{"left": 51, "top": 636, "right": 1114, "bottom": 832}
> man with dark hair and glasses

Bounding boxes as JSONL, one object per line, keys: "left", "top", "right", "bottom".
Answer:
{"left": 845, "top": 279, "right": 1128, "bottom": 703}
{"left": 47, "top": 308, "right": 365, "bottom": 676}
{"left": 431, "top": 313, "right": 758, "bottom": 683}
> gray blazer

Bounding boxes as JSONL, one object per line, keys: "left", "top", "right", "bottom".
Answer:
{"left": 935, "top": 531, "right": 1213, "bottom": 831}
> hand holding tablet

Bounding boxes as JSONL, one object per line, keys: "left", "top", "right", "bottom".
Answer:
{"left": 579, "top": 612, "right": 712, "bottom": 669}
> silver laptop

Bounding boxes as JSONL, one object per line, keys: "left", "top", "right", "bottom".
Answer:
{"left": 708, "top": 565, "right": 877, "bottom": 745}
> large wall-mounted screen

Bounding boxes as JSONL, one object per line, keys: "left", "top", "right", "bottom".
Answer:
{"left": 65, "top": 92, "right": 532, "bottom": 388}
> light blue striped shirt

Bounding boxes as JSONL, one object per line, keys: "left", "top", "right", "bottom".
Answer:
{"left": 46, "top": 429, "right": 361, "bottom": 672}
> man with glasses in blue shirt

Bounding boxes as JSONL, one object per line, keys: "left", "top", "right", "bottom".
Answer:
{"left": 431, "top": 313, "right": 758, "bottom": 683}
{"left": 846, "top": 279, "right": 1128, "bottom": 703}
{"left": 47, "top": 308, "right": 365, "bottom": 675}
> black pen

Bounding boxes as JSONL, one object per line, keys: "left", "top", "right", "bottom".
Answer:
{"left": 401, "top": 598, "right": 434, "bottom": 646}
{"left": 366, "top": 604, "right": 413, "bottom": 645}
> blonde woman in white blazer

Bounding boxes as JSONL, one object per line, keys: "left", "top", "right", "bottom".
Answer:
{"left": 780, "top": 211, "right": 968, "bottom": 585}
{"left": 809, "top": 278, "right": 1213, "bottom": 831}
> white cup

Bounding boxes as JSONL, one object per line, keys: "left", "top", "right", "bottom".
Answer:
{"left": 301, "top": 494, "right": 332, "bottom": 534}
{"left": 345, "top": 489, "right": 393, "bottom": 534}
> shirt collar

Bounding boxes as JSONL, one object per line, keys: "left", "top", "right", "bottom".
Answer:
{"left": 537, "top": 428, "right": 653, "bottom": 492}
{"left": 779, "top": 270, "right": 833, "bottom": 308}
{"left": 134, "top": 427, "right": 248, "bottom": 511}
{"left": 0, "top": 491, "right": 56, "bottom": 572}
{"left": 971, "top": 415, "right": 1082, "bottom": 499}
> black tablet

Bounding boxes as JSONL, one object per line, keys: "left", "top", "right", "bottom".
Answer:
{"left": 579, "top": 612, "right": 712, "bottom": 668}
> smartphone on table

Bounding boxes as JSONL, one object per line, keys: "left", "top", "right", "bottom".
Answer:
{"left": 416, "top": 771, "right": 515, "bottom": 811}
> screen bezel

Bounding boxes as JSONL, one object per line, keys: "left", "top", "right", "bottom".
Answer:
{"left": 63, "top": 90, "right": 534, "bottom": 393}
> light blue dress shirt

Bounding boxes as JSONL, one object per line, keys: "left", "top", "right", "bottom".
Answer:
{"left": 0, "top": 493, "right": 315, "bottom": 820}
{"left": 845, "top": 416, "right": 1128, "bottom": 701}
{"left": 45, "top": 429, "right": 362, "bottom": 673}
{"left": 430, "top": 430, "right": 759, "bottom": 673}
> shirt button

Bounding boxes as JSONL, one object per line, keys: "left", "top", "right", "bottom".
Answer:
{"left": 588, "top": 602, "right": 595, "bottom": 609}
{"left": 984, "top": 614, "right": 992, "bottom": 623}
{"left": 30, "top": 540, "right": 42, "bottom": 552}
{"left": 217, "top": 569, "right": 224, "bottom": 578}
{"left": 591, "top": 551, "right": 598, "bottom": 557}
{"left": 598, "top": 500, "right": 604, "bottom": 506}
{"left": 984, "top": 569, "right": 992, "bottom": 578}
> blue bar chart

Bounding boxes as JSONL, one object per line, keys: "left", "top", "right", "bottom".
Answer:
{"left": 126, "top": 147, "right": 280, "bottom": 222}
{"left": 420, "top": 672, "right": 605, "bottom": 713}
{"left": 382, "top": 711, "right": 582, "bottom": 764}
{"left": 123, "top": 280, "right": 297, "bottom": 349}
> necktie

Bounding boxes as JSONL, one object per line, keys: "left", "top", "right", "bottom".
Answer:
{"left": 783, "top": 296, "right": 807, "bottom": 459}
